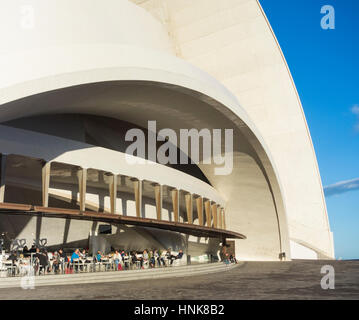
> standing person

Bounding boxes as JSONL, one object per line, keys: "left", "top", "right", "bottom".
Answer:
{"left": 38, "top": 251, "right": 49, "bottom": 274}
{"left": 113, "top": 250, "right": 122, "bottom": 270}
{"left": 45, "top": 251, "right": 52, "bottom": 273}
{"left": 96, "top": 251, "right": 102, "bottom": 263}
{"left": 123, "top": 252, "right": 130, "bottom": 270}
{"left": 22, "top": 246, "right": 29, "bottom": 257}
{"left": 52, "top": 251, "right": 60, "bottom": 274}
{"left": 7, "top": 251, "right": 18, "bottom": 276}
{"left": 58, "top": 249, "right": 66, "bottom": 273}
{"left": 29, "top": 245, "right": 36, "bottom": 254}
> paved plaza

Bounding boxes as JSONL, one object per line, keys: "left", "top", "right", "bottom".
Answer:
{"left": 0, "top": 260, "right": 358, "bottom": 300}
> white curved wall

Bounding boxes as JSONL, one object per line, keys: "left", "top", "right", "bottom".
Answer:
{"left": 131, "top": 0, "right": 334, "bottom": 258}
{"left": 0, "top": 0, "right": 334, "bottom": 260}
{"left": 0, "top": 0, "right": 173, "bottom": 56}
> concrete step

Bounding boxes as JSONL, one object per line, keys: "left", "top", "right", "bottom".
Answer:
{"left": 0, "top": 262, "right": 241, "bottom": 288}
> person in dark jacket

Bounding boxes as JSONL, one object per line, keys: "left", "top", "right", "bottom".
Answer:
{"left": 7, "top": 251, "right": 18, "bottom": 276}
{"left": 35, "top": 250, "right": 48, "bottom": 275}
{"left": 176, "top": 249, "right": 184, "bottom": 260}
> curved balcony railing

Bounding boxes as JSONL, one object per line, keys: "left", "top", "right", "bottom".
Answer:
{"left": 0, "top": 152, "right": 228, "bottom": 232}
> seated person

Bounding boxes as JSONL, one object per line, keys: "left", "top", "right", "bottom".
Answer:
{"left": 70, "top": 249, "right": 80, "bottom": 263}
{"left": 229, "top": 254, "right": 237, "bottom": 264}
{"left": 71, "top": 249, "right": 81, "bottom": 272}
{"left": 166, "top": 248, "right": 176, "bottom": 265}
{"left": 135, "top": 252, "right": 143, "bottom": 268}
{"left": 7, "top": 251, "right": 17, "bottom": 264}
{"left": 80, "top": 249, "right": 87, "bottom": 260}
{"left": 143, "top": 250, "right": 149, "bottom": 265}
{"left": 176, "top": 249, "right": 184, "bottom": 260}
{"left": 149, "top": 250, "right": 155, "bottom": 268}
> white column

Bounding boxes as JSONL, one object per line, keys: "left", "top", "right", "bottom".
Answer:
{"left": 196, "top": 196, "right": 204, "bottom": 226}
{"left": 155, "top": 184, "right": 162, "bottom": 220}
{"left": 134, "top": 179, "right": 142, "bottom": 218}
{"left": 171, "top": 189, "right": 179, "bottom": 222}
{"left": 42, "top": 162, "right": 51, "bottom": 207}
{"left": 109, "top": 174, "right": 117, "bottom": 214}
{"left": 204, "top": 200, "right": 211, "bottom": 228}
{"left": 78, "top": 168, "right": 87, "bottom": 211}
{"left": 185, "top": 193, "right": 193, "bottom": 224}
{"left": 0, "top": 154, "right": 7, "bottom": 203}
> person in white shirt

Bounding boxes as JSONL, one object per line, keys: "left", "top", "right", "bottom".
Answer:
{"left": 113, "top": 250, "right": 122, "bottom": 270}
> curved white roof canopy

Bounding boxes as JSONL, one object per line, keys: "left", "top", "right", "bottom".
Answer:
{"left": 0, "top": 0, "right": 334, "bottom": 259}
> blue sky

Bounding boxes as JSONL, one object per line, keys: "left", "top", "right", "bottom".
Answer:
{"left": 260, "top": 0, "right": 359, "bottom": 259}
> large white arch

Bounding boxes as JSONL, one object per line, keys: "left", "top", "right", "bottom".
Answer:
{"left": 0, "top": 0, "right": 333, "bottom": 259}
{"left": 130, "top": 0, "right": 334, "bottom": 258}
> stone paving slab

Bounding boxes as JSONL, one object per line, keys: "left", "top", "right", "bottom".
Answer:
{"left": 0, "top": 260, "right": 357, "bottom": 300}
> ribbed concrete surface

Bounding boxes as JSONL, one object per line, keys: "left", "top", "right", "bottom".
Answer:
{"left": 0, "top": 262, "right": 240, "bottom": 289}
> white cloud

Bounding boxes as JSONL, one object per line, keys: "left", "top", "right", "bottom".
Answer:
{"left": 324, "top": 177, "right": 359, "bottom": 197}
{"left": 351, "top": 105, "right": 359, "bottom": 132}
{"left": 351, "top": 105, "right": 359, "bottom": 115}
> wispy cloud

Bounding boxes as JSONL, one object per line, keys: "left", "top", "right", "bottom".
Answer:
{"left": 351, "top": 105, "right": 359, "bottom": 132}
{"left": 324, "top": 178, "right": 359, "bottom": 197}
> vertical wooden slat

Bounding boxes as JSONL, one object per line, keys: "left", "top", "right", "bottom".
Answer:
{"left": 109, "top": 174, "right": 117, "bottom": 214}
{"left": 155, "top": 184, "right": 162, "bottom": 220}
{"left": 218, "top": 207, "right": 223, "bottom": 229}
{"left": 171, "top": 189, "right": 179, "bottom": 222}
{"left": 134, "top": 179, "right": 142, "bottom": 218}
{"left": 78, "top": 168, "right": 87, "bottom": 211}
{"left": 196, "top": 197, "right": 204, "bottom": 226}
{"left": 185, "top": 193, "right": 193, "bottom": 224}
{"left": 204, "top": 200, "right": 211, "bottom": 228}
{"left": 0, "top": 154, "right": 7, "bottom": 203}
{"left": 211, "top": 203, "right": 218, "bottom": 228}
{"left": 42, "top": 162, "right": 51, "bottom": 207}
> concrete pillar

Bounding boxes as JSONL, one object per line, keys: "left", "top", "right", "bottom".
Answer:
{"left": 155, "top": 184, "right": 162, "bottom": 220}
{"left": 42, "top": 162, "right": 51, "bottom": 207}
{"left": 218, "top": 207, "right": 222, "bottom": 229}
{"left": 109, "top": 174, "right": 117, "bottom": 214}
{"left": 0, "top": 154, "right": 7, "bottom": 203}
{"left": 211, "top": 203, "right": 218, "bottom": 228}
{"left": 196, "top": 196, "right": 204, "bottom": 226}
{"left": 171, "top": 189, "right": 179, "bottom": 222}
{"left": 204, "top": 200, "right": 211, "bottom": 228}
{"left": 77, "top": 168, "right": 87, "bottom": 211}
{"left": 185, "top": 193, "right": 193, "bottom": 224}
{"left": 134, "top": 179, "right": 142, "bottom": 218}
{"left": 223, "top": 209, "right": 226, "bottom": 230}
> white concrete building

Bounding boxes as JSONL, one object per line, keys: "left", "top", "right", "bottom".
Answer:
{"left": 0, "top": 0, "right": 334, "bottom": 260}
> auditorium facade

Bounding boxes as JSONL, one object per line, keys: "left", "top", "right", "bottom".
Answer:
{"left": 0, "top": 0, "right": 334, "bottom": 261}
